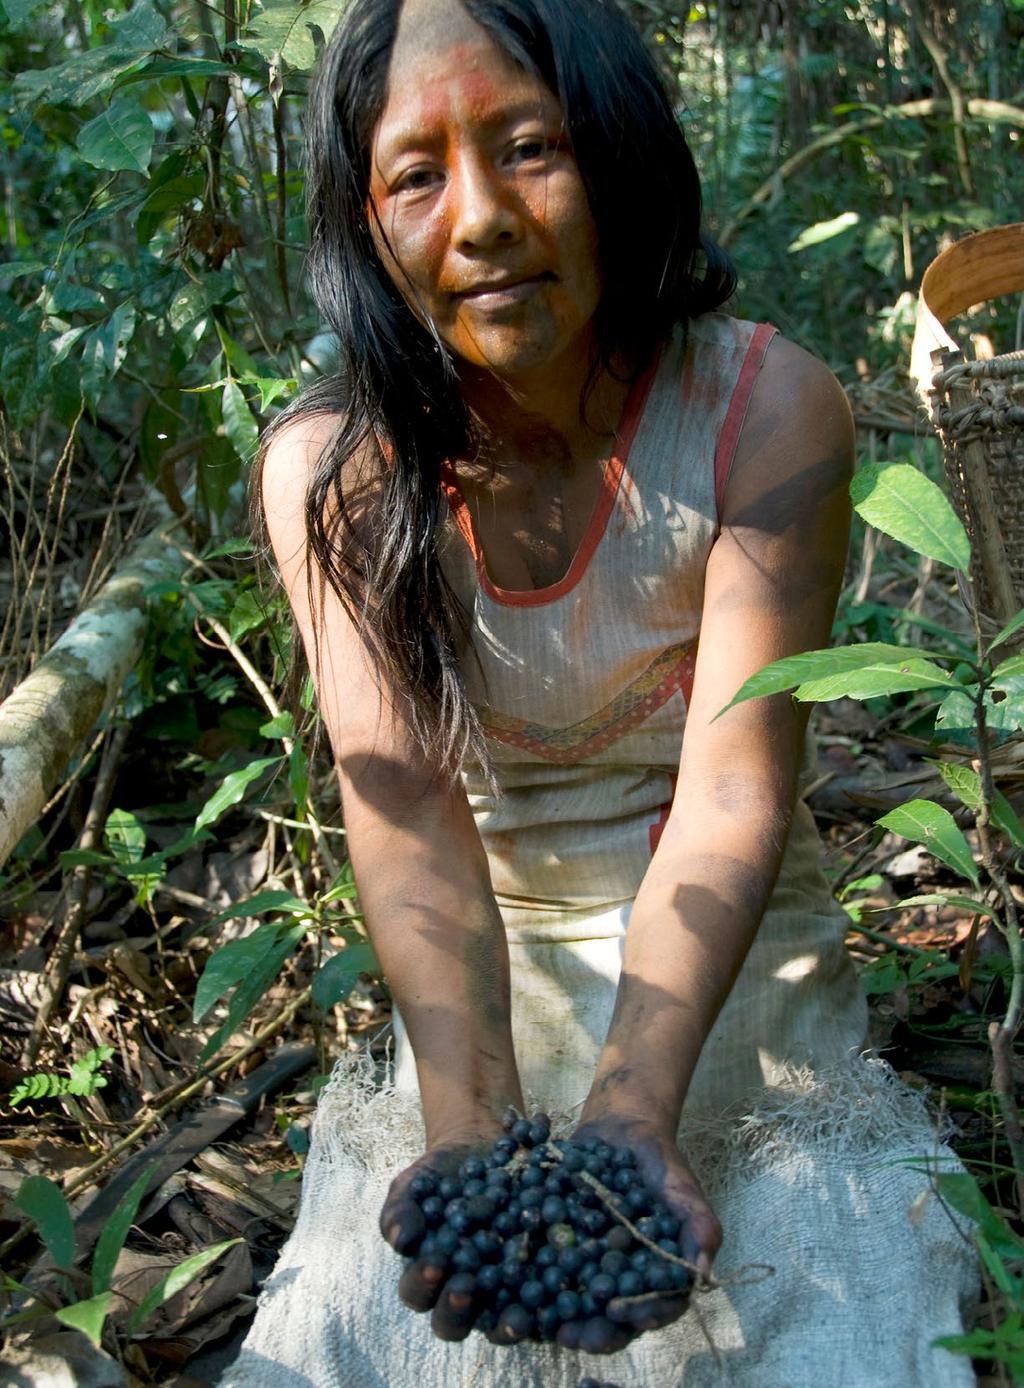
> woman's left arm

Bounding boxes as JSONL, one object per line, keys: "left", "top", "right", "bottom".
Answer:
{"left": 577, "top": 338, "right": 855, "bottom": 1288}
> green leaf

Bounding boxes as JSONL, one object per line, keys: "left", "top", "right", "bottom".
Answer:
{"left": 988, "top": 608, "right": 1024, "bottom": 654}
{"left": 931, "top": 761, "right": 982, "bottom": 810}
{"left": 203, "top": 889, "right": 310, "bottom": 933}
{"left": 793, "top": 657, "right": 962, "bottom": 702}
{"left": 68, "top": 1046, "right": 114, "bottom": 1096}
{"left": 890, "top": 893, "right": 995, "bottom": 918}
{"left": 127, "top": 1239, "right": 242, "bottom": 1332}
{"left": 991, "top": 654, "right": 1024, "bottom": 683}
{"left": 200, "top": 923, "right": 306, "bottom": 1060}
{"left": 227, "top": 589, "right": 266, "bottom": 643}
{"left": 247, "top": 376, "right": 297, "bottom": 411}
{"left": 55, "top": 1293, "right": 112, "bottom": 1348}
{"left": 312, "top": 940, "right": 378, "bottom": 1009}
{"left": 193, "top": 756, "right": 281, "bottom": 835}
{"left": 92, "top": 1170, "right": 152, "bottom": 1296}
{"left": 0, "top": 260, "right": 47, "bottom": 281}
{"left": 217, "top": 324, "right": 262, "bottom": 379}
{"left": 14, "top": 1175, "right": 75, "bottom": 1270}
{"left": 222, "top": 380, "right": 260, "bottom": 462}
{"left": 933, "top": 1171, "right": 1024, "bottom": 1261}
{"left": 105, "top": 809, "right": 146, "bottom": 868}
{"left": 787, "top": 211, "right": 859, "bottom": 253}
{"left": 850, "top": 462, "right": 971, "bottom": 571}
{"left": 136, "top": 174, "right": 205, "bottom": 246}
{"left": 58, "top": 848, "right": 114, "bottom": 870}
{"left": 876, "top": 800, "right": 979, "bottom": 887}
{"left": 76, "top": 98, "right": 154, "bottom": 175}
{"left": 993, "top": 793, "right": 1024, "bottom": 850}
{"left": 938, "top": 675, "right": 1024, "bottom": 747}
{"left": 194, "top": 921, "right": 288, "bottom": 1023}
{"left": 238, "top": 0, "right": 348, "bottom": 68}
{"left": 115, "top": 56, "right": 235, "bottom": 87}
{"left": 260, "top": 711, "right": 295, "bottom": 739}
{"left": 717, "top": 643, "right": 946, "bottom": 717}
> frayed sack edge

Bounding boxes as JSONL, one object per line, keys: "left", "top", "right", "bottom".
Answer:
{"left": 308, "top": 1048, "right": 955, "bottom": 1196}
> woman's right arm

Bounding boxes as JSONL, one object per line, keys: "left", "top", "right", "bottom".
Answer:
{"left": 262, "top": 420, "right": 523, "bottom": 1261}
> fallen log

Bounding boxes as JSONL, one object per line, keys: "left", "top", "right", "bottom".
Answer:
{"left": 0, "top": 524, "right": 187, "bottom": 868}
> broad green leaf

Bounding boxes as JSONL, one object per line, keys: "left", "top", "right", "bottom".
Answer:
{"left": 938, "top": 676, "right": 1024, "bottom": 746}
{"left": 850, "top": 462, "right": 970, "bottom": 571}
{"left": 793, "top": 657, "right": 962, "bottom": 702}
{"left": 227, "top": 589, "right": 266, "bottom": 644}
{"left": 991, "top": 654, "right": 1024, "bottom": 683}
{"left": 260, "top": 712, "right": 295, "bottom": 739}
{"left": 14, "top": 1175, "right": 75, "bottom": 1269}
{"left": 222, "top": 380, "right": 260, "bottom": 462}
{"left": 136, "top": 174, "right": 204, "bottom": 246}
{"left": 58, "top": 848, "right": 113, "bottom": 870}
{"left": 988, "top": 608, "right": 1024, "bottom": 653}
{"left": 717, "top": 643, "right": 947, "bottom": 717}
{"left": 55, "top": 1293, "right": 112, "bottom": 1348}
{"left": 115, "top": 56, "right": 234, "bottom": 87}
{"left": 933, "top": 1171, "right": 1024, "bottom": 1261}
{"left": 76, "top": 98, "right": 154, "bottom": 175}
{"left": 788, "top": 211, "right": 859, "bottom": 253}
{"left": 890, "top": 893, "right": 995, "bottom": 918}
{"left": 247, "top": 376, "right": 297, "bottom": 411}
{"left": 127, "top": 1239, "right": 242, "bottom": 1332}
{"left": 200, "top": 923, "right": 306, "bottom": 1059}
{"left": 105, "top": 808, "right": 146, "bottom": 868}
{"left": 217, "top": 324, "right": 262, "bottom": 379}
{"left": 194, "top": 921, "right": 288, "bottom": 1022}
{"left": 876, "top": 799, "right": 979, "bottom": 887}
{"left": 203, "top": 889, "right": 310, "bottom": 933}
{"left": 238, "top": 0, "right": 347, "bottom": 68}
{"left": 993, "top": 793, "right": 1024, "bottom": 850}
{"left": 92, "top": 1170, "right": 152, "bottom": 1296}
{"left": 203, "top": 537, "right": 256, "bottom": 560}
{"left": 931, "top": 761, "right": 982, "bottom": 810}
{"left": 0, "top": 260, "right": 46, "bottom": 281}
{"left": 193, "top": 756, "right": 281, "bottom": 835}
{"left": 312, "top": 941, "right": 378, "bottom": 1010}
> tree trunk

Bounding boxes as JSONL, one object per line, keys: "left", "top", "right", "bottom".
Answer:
{"left": 0, "top": 525, "right": 187, "bottom": 867}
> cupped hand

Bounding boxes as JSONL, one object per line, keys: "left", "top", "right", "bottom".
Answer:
{"left": 555, "top": 1112, "right": 721, "bottom": 1354}
{"left": 381, "top": 1127, "right": 502, "bottom": 1342}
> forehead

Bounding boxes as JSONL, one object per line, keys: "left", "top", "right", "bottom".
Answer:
{"left": 376, "top": 0, "right": 559, "bottom": 150}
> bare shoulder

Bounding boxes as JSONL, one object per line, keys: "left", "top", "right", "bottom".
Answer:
{"left": 723, "top": 332, "right": 854, "bottom": 528}
{"left": 261, "top": 412, "right": 344, "bottom": 525}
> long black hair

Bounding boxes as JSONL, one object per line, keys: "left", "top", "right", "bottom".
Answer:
{"left": 256, "top": 0, "right": 735, "bottom": 779}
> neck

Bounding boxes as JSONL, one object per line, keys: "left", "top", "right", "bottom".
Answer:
{"left": 455, "top": 339, "right": 633, "bottom": 468}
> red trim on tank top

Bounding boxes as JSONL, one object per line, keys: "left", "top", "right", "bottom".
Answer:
{"left": 440, "top": 349, "right": 662, "bottom": 608}
{"left": 713, "top": 322, "right": 778, "bottom": 521}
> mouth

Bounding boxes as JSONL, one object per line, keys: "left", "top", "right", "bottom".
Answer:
{"left": 455, "top": 272, "right": 555, "bottom": 301}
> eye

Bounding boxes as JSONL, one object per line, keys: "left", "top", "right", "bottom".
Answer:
{"left": 508, "top": 136, "right": 557, "bottom": 167}
{"left": 394, "top": 166, "right": 443, "bottom": 194}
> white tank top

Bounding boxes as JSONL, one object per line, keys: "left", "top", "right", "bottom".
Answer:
{"left": 439, "top": 312, "right": 778, "bottom": 936}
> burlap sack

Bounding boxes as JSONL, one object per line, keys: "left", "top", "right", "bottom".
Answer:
{"left": 221, "top": 807, "right": 979, "bottom": 1387}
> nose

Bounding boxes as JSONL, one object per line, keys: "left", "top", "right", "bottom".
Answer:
{"left": 450, "top": 151, "right": 521, "bottom": 250}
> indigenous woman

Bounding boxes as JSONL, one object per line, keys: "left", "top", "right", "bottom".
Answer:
{"left": 224, "top": 0, "right": 977, "bottom": 1383}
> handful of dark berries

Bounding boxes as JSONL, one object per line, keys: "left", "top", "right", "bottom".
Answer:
{"left": 400, "top": 1109, "right": 694, "bottom": 1351}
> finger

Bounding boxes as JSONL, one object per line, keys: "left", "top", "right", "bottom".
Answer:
{"left": 622, "top": 1292, "right": 688, "bottom": 1333}
{"left": 430, "top": 1272, "right": 479, "bottom": 1342}
{"left": 380, "top": 1194, "right": 427, "bottom": 1253}
{"left": 397, "top": 1255, "right": 449, "bottom": 1312}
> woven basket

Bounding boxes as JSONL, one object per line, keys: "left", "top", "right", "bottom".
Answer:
{"left": 910, "top": 223, "right": 1024, "bottom": 628}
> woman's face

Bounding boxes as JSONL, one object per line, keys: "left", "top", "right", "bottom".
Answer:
{"left": 367, "top": 0, "right": 602, "bottom": 384}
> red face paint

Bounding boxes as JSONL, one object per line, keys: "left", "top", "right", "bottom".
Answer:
{"left": 367, "top": 16, "right": 601, "bottom": 387}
